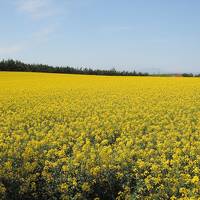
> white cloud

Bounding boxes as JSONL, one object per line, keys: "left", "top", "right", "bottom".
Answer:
{"left": 0, "top": 25, "right": 55, "bottom": 55}
{"left": 33, "top": 26, "right": 55, "bottom": 39}
{"left": 16, "top": 0, "right": 57, "bottom": 19}
{"left": 101, "top": 25, "right": 133, "bottom": 32}
{"left": 0, "top": 45, "right": 23, "bottom": 55}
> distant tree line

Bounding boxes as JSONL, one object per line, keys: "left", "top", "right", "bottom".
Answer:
{"left": 152, "top": 73, "right": 195, "bottom": 77}
{"left": 1, "top": 60, "right": 199, "bottom": 77}
{"left": 182, "top": 73, "right": 194, "bottom": 77}
{"left": 0, "top": 59, "right": 149, "bottom": 76}
{"left": 179, "top": 73, "right": 200, "bottom": 77}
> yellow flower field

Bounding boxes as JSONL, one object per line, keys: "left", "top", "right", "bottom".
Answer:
{"left": 1, "top": 72, "right": 200, "bottom": 199}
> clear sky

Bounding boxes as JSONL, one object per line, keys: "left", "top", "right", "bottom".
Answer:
{"left": 1, "top": 0, "right": 200, "bottom": 73}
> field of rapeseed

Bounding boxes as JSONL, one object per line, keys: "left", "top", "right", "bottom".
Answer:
{"left": 1, "top": 72, "right": 200, "bottom": 199}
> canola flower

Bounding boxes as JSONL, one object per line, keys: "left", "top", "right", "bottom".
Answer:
{"left": 1, "top": 72, "right": 200, "bottom": 199}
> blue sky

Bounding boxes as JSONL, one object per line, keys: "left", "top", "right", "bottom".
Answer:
{"left": 1, "top": 0, "right": 200, "bottom": 73}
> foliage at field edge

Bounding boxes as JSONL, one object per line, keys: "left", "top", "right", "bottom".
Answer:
{"left": 1, "top": 72, "right": 200, "bottom": 199}
{"left": 0, "top": 59, "right": 197, "bottom": 77}
{"left": 0, "top": 59, "right": 149, "bottom": 76}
